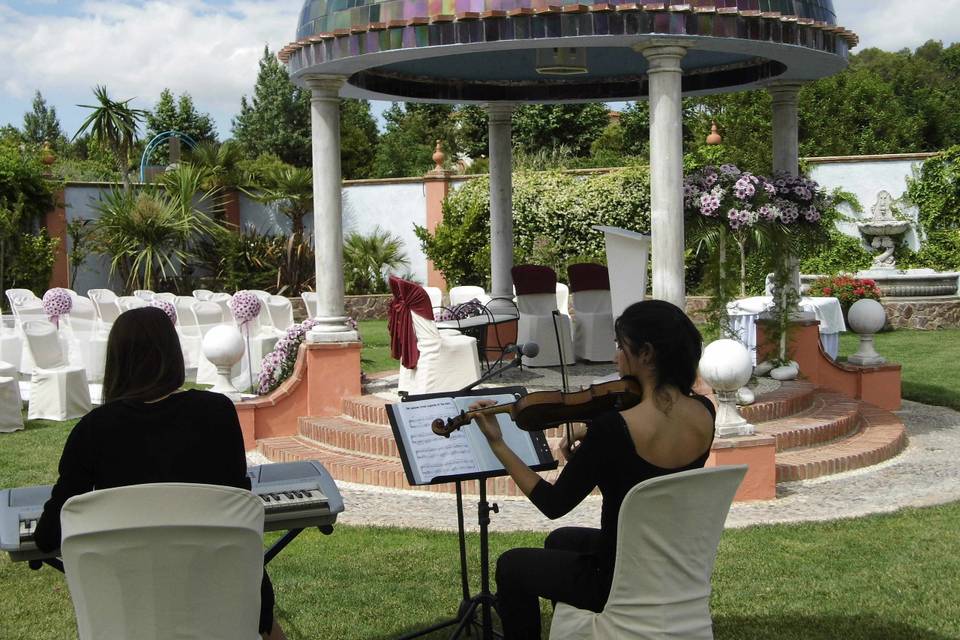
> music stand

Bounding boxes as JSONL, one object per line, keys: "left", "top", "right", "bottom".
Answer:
{"left": 387, "top": 387, "right": 557, "bottom": 640}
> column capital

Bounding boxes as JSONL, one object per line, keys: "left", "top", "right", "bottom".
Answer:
{"left": 304, "top": 75, "right": 346, "bottom": 96}
{"left": 485, "top": 103, "right": 516, "bottom": 123}
{"left": 767, "top": 81, "right": 805, "bottom": 102}
{"left": 634, "top": 39, "right": 688, "bottom": 70}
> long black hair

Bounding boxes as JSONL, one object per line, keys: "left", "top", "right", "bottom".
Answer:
{"left": 102, "top": 307, "right": 185, "bottom": 404}
{"left": 614, "top": 300, "right": 702, "bottom": 397}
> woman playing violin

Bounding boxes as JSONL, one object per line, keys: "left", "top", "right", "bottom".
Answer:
{"left": 469, "top": 300, "right": 716, "bottom": 640}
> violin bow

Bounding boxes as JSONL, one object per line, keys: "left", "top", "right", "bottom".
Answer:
{"left": 551, "top": 310, "right": 574, "bottom": 451}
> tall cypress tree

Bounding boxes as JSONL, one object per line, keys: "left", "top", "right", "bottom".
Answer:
{"left": 22, "top": 91, "right": 65, "bottom": 146}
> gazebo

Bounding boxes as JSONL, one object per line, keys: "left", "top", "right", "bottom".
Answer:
{"left": 278, "top": 0, "right": 857, "bottom": 342}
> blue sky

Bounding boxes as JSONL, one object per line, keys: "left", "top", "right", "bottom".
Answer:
{"left": 1, "top": 0, "right": 959, "bottom": 140}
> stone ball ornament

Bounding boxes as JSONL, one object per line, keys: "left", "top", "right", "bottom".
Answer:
{"left": 202, "top": 325, "right": 246, "bottom": 400}
{"left": 698, "top": 339, "right": 755, "bottom": 437}
{"left": 848, "top": 298, "right": 886, "bottom": 335}
{"left": 699, "top": 339, "right": 753, "bottom": 393}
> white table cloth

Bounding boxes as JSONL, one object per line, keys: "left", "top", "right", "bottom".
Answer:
{"left": 726, "top": 296, "right": 846, "bottom": 363}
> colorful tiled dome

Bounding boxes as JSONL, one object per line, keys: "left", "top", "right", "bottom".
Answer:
{"left": 282, "top": 0, "right": 856, "bottom": 102}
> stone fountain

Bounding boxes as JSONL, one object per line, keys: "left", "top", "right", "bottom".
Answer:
{"left": 858, "top": 191, "right": 911, "bottom": 271}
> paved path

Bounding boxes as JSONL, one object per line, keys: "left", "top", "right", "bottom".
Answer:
{"left": 248, "top": 400, "right": 960, "bottom": 532}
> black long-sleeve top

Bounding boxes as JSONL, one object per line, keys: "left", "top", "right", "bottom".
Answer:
{"left": 528, "top": 395, "right": 716, "bottom": 578}
{"left": 35, "top": 389, "right": 250, "bottom": 553}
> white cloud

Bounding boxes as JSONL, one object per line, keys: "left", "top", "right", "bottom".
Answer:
{"left": 0, "top": 0, "right": 299, "bottom": 136}
{"left": 838, "top": 0, "right": 960, "bottom": 52}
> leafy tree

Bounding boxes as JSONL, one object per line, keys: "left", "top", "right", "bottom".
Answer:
{"left": 340, "top": 99, "right": 379, "bottom": 179}
{"left": 145, "top": 89, "right": 217, "bottom": 165}
{"left": 232, "top": 48, "right": 380, "bottom": 178}
{"left": 372, "top": 103, "right": 459, "bottom": 178}
{"left": 618, "top": 102, "right": 650, "bottom": 157}
{"left": 454, "top": 105, "right": 489, "bottom": 160}
{"left": 22, "top": 91, "right": 66, "bottom": 148}
{"left": 74, "top": 86, "right": 148, "bottom": 190}
{"left": 233, "top": 47, "right": 312, "bottom": 167}
{"left": 511, "top": 104, "right": 611, "bottom": 157}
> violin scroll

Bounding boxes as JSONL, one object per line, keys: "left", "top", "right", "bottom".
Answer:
{"left": 432, "top": 412, "right": 470, "bottom": 438}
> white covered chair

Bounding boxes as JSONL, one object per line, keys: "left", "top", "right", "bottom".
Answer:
{"left": 449, "top": 285, "right": 491, "bottom": 307}
{"left": 87, "top": 289, "right": 122, "bottom": 329}
{"left": 512, "top": 265, "right": 575, "bottom": 368}
{"left": 266, "top": 296, "right": 295, "bottom": 332}
{"left": 0, "top": 364, "right": 24, "bottom": 432}
{"left": 174, "top": 297, "right": 202, "bottom": 371}
{"left": 549, "top": 465, "right": 747, "bottom": 640}
{"left": 300, "top": 291, "right": 318, "bottom": 318}
{"left": 556, "top": 282, "right": 570, "bottom": 317}
{"left": 154, "top": 292, "right": 177, "bottom": 303}
{"left": 7, "top": 293, "right": 45, "bottom": 374}
{"left": 132, "top": 289, "right": 155, "bottom": 301}
{"left": 22, "top": 321, "right": 91, "bottom": 421}
{"left": 61, "top": 483, "right": 265, "bottom": 640}
{"left": 209, "top": 292, "right": 233, "bottom": 320}
{"left": 424, "top": 286, "right": 443, "bottom": 311}
{"left": 62, "top": 295, "right": 108, "bottom": 383}
{"left": 116, "top": 296, "right": 148, "bottom": 311}
{"left": 0, "top": 310, "right": 23, "bottom": 373}
{"left": 567, "top": 264, "right": 615, "bottom": 363}
{"left": 390, "top": 276, "right": 481, "bottom": 395}
{"left": 192, "top": 288, "right": 214, "bottom": 301}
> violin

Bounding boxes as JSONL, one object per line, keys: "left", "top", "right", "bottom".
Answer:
{"left": 431, "top": 377, "right": 643, "bottom": 438}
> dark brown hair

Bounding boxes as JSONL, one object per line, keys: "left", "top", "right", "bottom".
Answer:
{"left": 102, "top": 307, "right": 185, "bottom": 404}
{"left": 614, "top": 300, "right": 702, "bottom": 396}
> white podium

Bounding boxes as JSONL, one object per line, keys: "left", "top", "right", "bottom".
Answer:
{"left": 594, "top": 226, "right": 651, "bottom": 319}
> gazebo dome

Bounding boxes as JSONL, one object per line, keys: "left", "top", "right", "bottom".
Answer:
{"left": 281, "top": 0, "right": 856, "bottom": 102}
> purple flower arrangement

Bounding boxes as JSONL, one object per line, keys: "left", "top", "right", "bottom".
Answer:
{"left": 435, "top": 298, "right": 486, "bottom": 322}
{"left": 42, "top": 288, "right": 72, "bottom": 327}
{"left": 257, "top": 317, "right": 359, "bottom": 395}
{"left": 229, "top": 291, "right": 261, "bottom": 331}
{"left": 683, "top": 166, "right": 830, "bottom": 233}
{"left": 149, "top": 299, "right": 177, "bottom": 324}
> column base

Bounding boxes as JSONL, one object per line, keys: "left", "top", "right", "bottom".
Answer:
{"left": 848, "top": 353, "right": 886, "bottom": 366}
{"left": 307, "top": 316, "right": 358, "bottom": 343}
{"left": 716, "top": 422, "right": 756, "bottom": 438}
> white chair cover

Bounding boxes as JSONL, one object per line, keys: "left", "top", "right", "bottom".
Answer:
{"left": 570, "top": 290, "right": 615, "bottom": 362}
{"left": 173, "top": 297, "right": 201, "bottom": 370}
{"left": 549, "top": 465, "right": 747, "bottom": 640}
{"left": 61, "top": 483, "right": 264, "bottom": 640}
{"left": 266, "top": 296, "right": 295, "bottom": 332}
{"left": 155, "top": 292, "right": 176, "bottom": 303}
{"left": 8, "top": 295, "right": 45, "bottom": 374}
{"left": 192, "top": 289, "right": 214, "bottom": 301}
{"left": 87, "top": 289, "right": 122, "bottom": 327}
{"left": 209, "top": 292, "right": 233, "bottom": 319}
{"left": 116, "top": 296, "right": 148, "bottom": 311}
{"left": 0, "top": 315, "right": 22, "bottom": 374}
{"left": 424, "top": 286, "right": 443, "bottom": 311}
{"left": 0, "top": 375, "right": 24, "bottom": 432}
{"left": 61, "top": 297, "right": 107, "bottom": 384}
{"left": 449, "top": 286, "right": 491, "bottom": 307}
{"left": 132, "top": 289, "right": 155, "bottom": 301}
{"left": 515, "top": 292, "right": 575, "bottom": 367}
{"left": 301, "top": 291, "right": 318, "bottom": 318}
{"left": 22, "top": 321, "right": 91, "bottom": 421}
{"left": 398, "top": 313, "right": 482, "bottom": 395}
{"left": 556, "top": 283, "right": 571, "bottom": 317}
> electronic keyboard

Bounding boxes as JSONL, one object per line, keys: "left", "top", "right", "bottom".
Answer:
{"left": 0, "top": 460, "right": 344, "bottom": 563}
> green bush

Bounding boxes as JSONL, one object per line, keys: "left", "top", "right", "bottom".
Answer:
{"left": 905, "top": 145, "right": 960, "bottom": 232}
{"left": 343, "top": 228, "right": 409, "bottom": 295}
{"left": 417, "top": 167, "right": 651, "bottom": 286}
{"left": 8, "top": 230, "right": 58, "bottom": 294}
{"left": 198, "top": 226, "right": 315, "bottom": 295}
{"left": 897, "top": 230, "right": 960, "bottom": 272}
{"left": 799, "top": 231, "right": 874, "bottom": 275}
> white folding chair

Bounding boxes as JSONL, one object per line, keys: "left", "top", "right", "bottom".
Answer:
{"left": 398, "top": 312, "right": 482, "bottom": 395}
{"left": 209, "top": 292, "right": 233, "bottom": 320}
{"left": 61, "top": 483, "right": 264, "bottom": 640}
{"left": 449, "top": 285, "right": 491, "bottom": 307}
{"left": 300, "top": 291, "right": 318, "bottom": 318}
{"left": 549, "top": 466, "right": 747, "bottom": 640}
{"left": 0, "top": 372, "right": 23, "bottom": 432}
{"left": 116, "top": 296, "right": 148, "bottom": 311}
{"left": 512, "top": 265, "right": 575, "bottom": 368}
{"left": 87, "top": 289, "right": 122, "bottom": 329}
{"left": 22, "top": 321, "right": 91, "bottom": 421}
{"left": 266, "top": 296, "right": 295, "bottom": 332}
{"left": 7, "top": 294, "right": 44, "bottom": 374}
{"left": 173, "top": 297, "right": 201, "bottom": 370}
{"left": 155, "top": 292, "right": 176, "bottom": 303}
{"left": 61, "top": 296, "right": 107, "bottom": 383}
{"left": 567, "top": 264, "right": 615, "bottom": 362}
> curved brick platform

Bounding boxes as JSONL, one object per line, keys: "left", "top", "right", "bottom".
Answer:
{"left": 256, "top": 380, "right": 908, "bottom": 500}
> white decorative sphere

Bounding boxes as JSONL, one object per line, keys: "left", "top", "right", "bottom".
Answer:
{"left": 847, "top": 298, "right": 886, "bottom": 335}
{"left": 770, "top": 364, "right": 799, "bottom": 381}
{"left": 699, "top": 339, "right": 753, "bottom": 392}
{"left": 202, "top": 325, "right": 245, "bottom": 367}
{"left": 736, "top": 386, "right": 755, "bottom": 405}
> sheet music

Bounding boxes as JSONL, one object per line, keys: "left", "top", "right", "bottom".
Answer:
{"left": 452, "top": 394, "right": 542, "bottom": 471}
{"left": 393, "top": 398, "right": 480, "bottom": 484}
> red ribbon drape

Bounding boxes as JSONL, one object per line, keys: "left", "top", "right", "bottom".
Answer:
{"left": 388, "top": 276, "right": 434, "bottom": 370}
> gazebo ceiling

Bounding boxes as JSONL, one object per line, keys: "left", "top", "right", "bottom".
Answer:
{"left": 281, "top": 0, "right": 856, "bottom": 102}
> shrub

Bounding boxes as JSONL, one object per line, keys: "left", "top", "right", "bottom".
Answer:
{"left": 807, "top": 275, "right": 882, "bottom": 310}
{"left": 896, "top": 229, "right": 960, "bottom": 272}
{"left": 343, "top": 228, "right": 409, "bottom": 295}
{"left": 417, "top": 166, "right": 651, "bottom": 286}
{"left": 7, "top": 230, "right": 59, "bottom": 295}
{"left": 905, "top": 145, "right": 960, "bottom": 232}
{"left": 199, "top": 226, "right": 315, "bottom": 295}
{"left": 799, "top": 231, "right": 874, "bottom": 275}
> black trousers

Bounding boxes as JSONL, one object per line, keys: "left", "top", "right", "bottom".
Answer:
{"left": 260, "top": 569, "right": 274, "bottom": 634}
{"left": 495, "top": 527, "right": 612, "bottom": 640}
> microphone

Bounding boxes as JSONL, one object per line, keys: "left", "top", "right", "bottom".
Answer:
{"left": 504, "top": 342, "right": 540, "bottom": 358}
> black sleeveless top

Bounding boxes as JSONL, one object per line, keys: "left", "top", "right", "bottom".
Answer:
{"left": 528, "top": 394, "right": 716, "bottom": 578}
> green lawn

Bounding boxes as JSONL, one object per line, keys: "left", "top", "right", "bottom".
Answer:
{"left": 838, "top": 328, "right": 960, "bottom": 410}
{"left": 3, "top": 328, "right": 960, "bottom": 639}
{"left": 360, "top": 319, "right": 394, "bottom": 374}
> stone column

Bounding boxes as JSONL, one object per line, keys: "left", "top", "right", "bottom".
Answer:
{"left": 305, "top": 75, "right": 357, "bottom": 342}
{"left": 769, "top": 82, "right": 807, "bottom": 316}
{"left": 487, "top": 103, "right": 516, "bottom": 302}
{"left": 639, "top": 42, "right": 687, "bottom": 310}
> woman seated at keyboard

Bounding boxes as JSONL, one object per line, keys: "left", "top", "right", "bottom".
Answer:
{"left": 468, "top": 300, "right": 716, "bottom": 640}
{"left": 34, "top": 306, "right": 286, "bottom": 640}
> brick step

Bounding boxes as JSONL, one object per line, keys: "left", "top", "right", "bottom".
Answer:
{"left": 341, "top": 395, "right": 391, "bottom": 426}
{"left": 256, "top": 435, "right": 546, "bottom": 496}
{"left": 755, "top": 392, "right": 862, "bottom": 452}
{"left": 298, "top": 416, "right": 400, "bottom": 460}
{"left": 775, "top": 404, "right": 907, "bottom": 482}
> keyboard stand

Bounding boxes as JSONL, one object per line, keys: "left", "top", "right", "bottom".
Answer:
{"left": 28, "top": 558, "right": 64, "bottom": 573}
{"left": 264, "top": 524, "right": 333, "bottom": 565}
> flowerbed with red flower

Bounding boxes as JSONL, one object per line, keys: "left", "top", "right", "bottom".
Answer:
{"left": 807, "top": 275, "right": 883, "bottom": 310}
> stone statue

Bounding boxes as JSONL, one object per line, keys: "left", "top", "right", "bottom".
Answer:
{"left": 858, "top": 190, "right": 910, "bottom": 270}
{"left": 870, "top": 190, "right": 896, "bottom": 221}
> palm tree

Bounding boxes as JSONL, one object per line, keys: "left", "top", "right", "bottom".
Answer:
{"left": 190, "top": 140, "right": 245, "bottom": 191}
{"left": 254, "top": 166, "right": 313, "bottom": 236}
{"left": 343, "top": 227, "right": 410, "bottom": 294}
{"left": 74, "top": 86, "right": 147, "bottom": 190}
